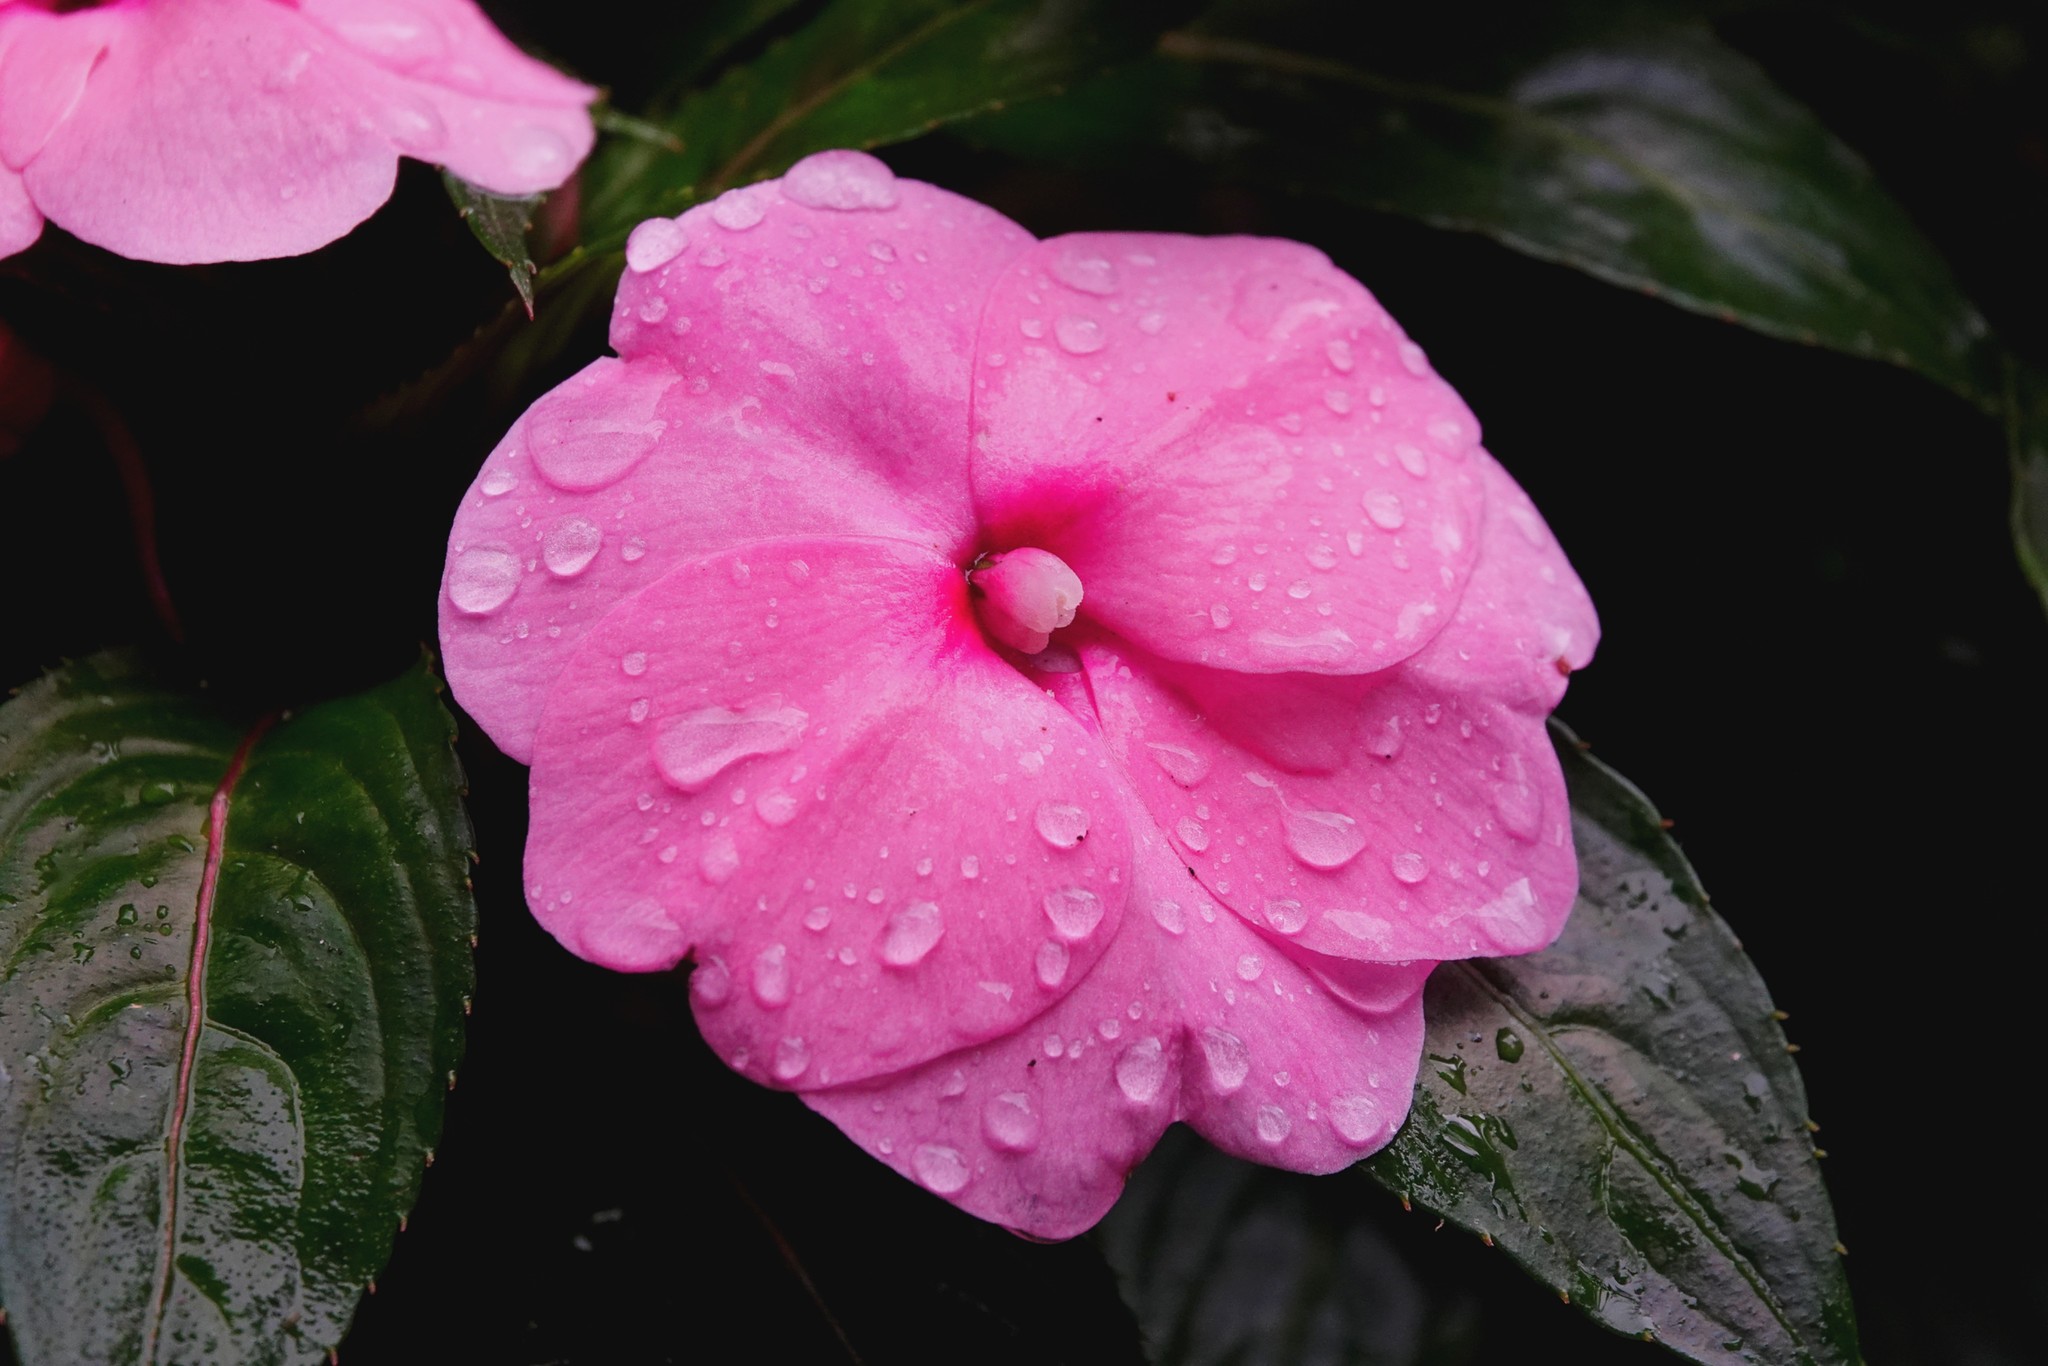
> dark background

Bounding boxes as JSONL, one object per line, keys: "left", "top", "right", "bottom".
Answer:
{"left": 3, "top": 2, "right": 2044, "bottom": 1362}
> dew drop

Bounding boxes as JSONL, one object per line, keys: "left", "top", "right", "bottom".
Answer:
{"left": 1033, "top": 801, "right": 1090, "bottom": 849}
{"left": 1256, "top": 1104, "right": 1292, "bottom": 1144}
{"left": 525, "top": 363, "right": 672, "bottom": 491}
{"left": 772, "top": 1036, "right": 809, "bottom": 1081}
{"left": 1035, "top": 939, "right": 1070, "bottom": 988}
{"left": 542, "top": 517, "right": 603, "bottom": 577}
{"left": 622, "top": 651, "right": 648, "bottom": 677}
{"left": 782, "top": 149, "right": 900, "bottom": 210}
{"left": 1151, "top": 899, "right": 1185, "bottom": 935}
{"left": 803, "top": 905, "right": 832, "bottom": 932}
{"left": 1329, "top": 1093, "right": 1385, "bottom": 1146}
{"left": 624, "top": 217, "right": 687, "bottom": 272}
{"left": 1147, "top": 742, "right": 1209, "bottom": 787}
{"left": 1261, "top": 898, "right": 1308, "bottom": 935}
{"left": 911, "top": 1143, "right": 970, "bottom": 1194}
{"left": 654, "top": 700, "right": 809, "bottom": 791}
{"left": 751, "top": 944, "right": 791, "bottom": 1007}
{"left": 709, "top": 188, "right": 766, "bottom": 231}
{"left": 983, "top": 1092, "right": 1041, "bottom": 1152}
{"left": 446, "top": 547, "right": 521, "bottom": 615}
{"left": 1283, "top": 808, "right": 1365, "bottom": 870}
{"left": 479, "top": 467, "right": 517, "bottom": 496}
{"left": 691, "top": 955, "right": 732, "bottom": 1007}
{"left": 1392, "top": 851, "right": 1429, "bottom": 884}
{"left": 1052, "top": 249, "right": 1118, "bottom": 296}
{"left": 1398, "top": 340, "right": 1430, "bottom": 375}
{"left": 1054, "top": 315, "right": 1106, "bottom": 355}
{"left": 1114, "top": 1036, "right": 1166, "bottom": 1104}
{"left": 961, "top": 855, "right": 980, "bottom": 879}
{"left": 879, "top": 901, "right": 945, "bottom": 968}
{"left": 1042, "top": 887, "right": 1104, "bottom": 941}
{"left": 1363, "top": 490, "right": 1405, "bottom": 530}
{"left": 1201, "top": 1027, "right": 1250, "bottom": 1093}
{"left": 1237, "top": 954, "right": 1263, "bottom": 981}
{"left": 755, "top": 789, "right": 799, "bottom": 827}
{"left": 1176, "top": 817, "right": 1209, "bottom": 853}
{"left": 1325, "top": 338, "right": 1355, "bottom": 372}
{"left": 1492, "top": 780, "right": 1543, "bottom": 841}
{"left": 699, "top": 831, "right": 740, "bottom": 885}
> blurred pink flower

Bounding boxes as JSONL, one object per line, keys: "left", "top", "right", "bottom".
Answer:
{"left": 0, "top": 0, "right": 593, "bottom": 263}
{"left": 440, "top": 150, "right": 1598, "bottom": 1236}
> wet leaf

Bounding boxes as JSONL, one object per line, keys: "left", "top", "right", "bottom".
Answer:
{"left": 1364, "top": 725, "right": 1857, "bottom": 1365}
{"left": 443, "top": 173, "right": 544, "bottom": 315}
{"left": 0, "top": 654, "right": 475, "bottom": 1366}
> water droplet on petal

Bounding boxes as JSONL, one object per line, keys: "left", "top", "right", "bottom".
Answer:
{"left": 751, "top": 944, "right": 791, "bottom": 1007}
{"left": 782, "top": 149, "right": 900, "bottom": 210}
{"left": 1042, "top": 887, "right": 1104, "bottom": 941}
{"left": 803, "top": 905, "right": 832, "bottom": 932}
{"left": 1363, "top": 490, "right": 1406, "bottom": 529}
{"left": 1256, "top": 1104, "right": 1292, "bottom": 1144}
{"left": 526, "top": 363, "right": 673, "bottom": 491}
{"left": 709, "top": 187, "right": 766, "bottom": 231}
{"left": 1492, "top": 780, "right": 1543, "bottom": 841}
{"left": 1115, "top": 1036, "right": 1166, "bottom": 1104}
{"left": 1147, "top": 742, "right": 1209, "bottom": 786}
{"left": 1201, "top": 1027, "right": 1249, "bottom": 1093}
{"left": 1262, "top": 898, "right": 1308, "bottom": 935}
{"left": 654, "top": 700, "right": 809, "bottom": 791}
{"left": 1054, "top": 315, "right": 1106, "bottom": 355}
{"left": 622, "top": 651, "right": 648, "bottom": 676}
{"left": 503, "top": 124, "right": 572, "bottom": 181}
{"left": 983, "top": 1092, "right": 1041, "bottom": 1152}
{"left": 699, "top": 831, "right": 739, "bottom": 884}
{"left": 625, "top": 217, "right": 687, "bottom": 272}
{"left": 542, "top": 517, "right": 603, "bottom": 577}
{"left": 1175, "top": 817, "right": 1209, "bottom": 852}
{"left": 1033, "top": 801, "right": 1089, "bottom": 849}
{"left": 772, "top": 1036, "right": 809, "bottom": 1080}
{"left": 1329, "top": 1093, "right": 1385, "bottom": 1146}
{"left": 1396, "top": 444, "right": 1429, "bottom": 478}
{"left": 1035, "top": 939, "right": 1070, "bottom": 988}
{"left": 755, "top": 789, "right": 799, "bottom": 827}
{"left": 1151, "top": 900, "right": 1185, "bottom": 935}
{"left": 479, "top": 467, "right": 517, "bottom": 496}
{"left": 911, "top": 1143, "right": 970, "bottom": 1193}
{"left": 1052, "top": 249, "right": 1118, "bottom": 295}
{"left": 1398, "top": 340, "right": 1430, "bottom": 375}
{"left": 1283, "top": 809, "right": 1365, "bottom": 870}
{"left": 1325, "top": 338, "right": 1355, "bottom": 372}
{"left": 1392, "top": 851, "right": 1429, "bottom": 884}
{"left": 880, "top": 901, "right": 944, "bottom": 967}
{"left": 1367, "top": 717, "right": 1404, "bottom": 759}
{"left": 691, "top": 955, "right": 732, "bottom": 1008}
{"left": 447, "top": 547, "right": 521, "bottom": 615}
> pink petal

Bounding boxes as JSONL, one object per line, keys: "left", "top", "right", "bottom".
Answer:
{"left": 970, "top": 233, "right": 1486, "bottom": 676}
{"left": 295, "top": 0, "right": 595, "bottom": 105}
{"left": 1080, "top": 632, "right": 1577, "bottom": 963}
{"left": 805, "top": 794, "right": 1426, "bottom": 1237}
{"left": 10, "top": 0, "right": 591, "bottom": 262}
{"left": 1404, "top": 451, "right": 1599, "bottom": 713}
{"left": 0, "top": 161, "right": 38, "bottom": 260}
{"left": 444, "top": 156, "right": 1034, "bottom": 761}
{"left": 522, "top": 536, "right": 1133, "bottom": 1090}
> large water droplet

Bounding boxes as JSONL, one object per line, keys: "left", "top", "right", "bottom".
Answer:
{"left": 782, "top": 149, "right": 900, "bottom": 210}
{"left": 1367, "top": 716, "right": 1404, "bottom": 759}
{"left": 709, "top": 187, "right": 766, "bottom": 231}
{"left": 1175, "top": 817, "right": 1209, "bottom": 853}
{"left": 1262, "top": 898, "right": 1308, "bottom": 935}
{"left": 526, "top": 361, "right": 674, "bottom": 491}
{"left": 1033, "top": 801, "right": 1089, "bottom": 849}
{"left": 755, "top": 789, "right": 799, "bottom": 827}
{"left": 1256, "top": 1104, "right": 1292, "bottom": 1144}
{"left": 1054, "top": 315, "right": 1106, "bottom": 355}
{"left": 1248, "top": 629, "right": 1356, "bottom": 668}
{"left": 1391, "top": 851, "right": 1429, "bottom": 884}
{"left": 699, "top": 831, "right": 740, "bottom": 885}
{"left": 542, "top": 517, "right": 603, "bottom": 577}
{"left": 654, "top": 699, "right": 808, "bottom": 792}
{"left": 1115, "top": 1036, "right": 1166, "bottom": 1104}
{"left": 1492, "top": 779, "right": 1543, "bottom": 841}
{"left": 1283, "top": 808, "right": 1366, "bottom": 870}
{"left": 447, "top": 547, "right": 521, "bottom": 615}
{"left": 752, "top": 944, "right": 791, "bottom": 1007}
{"left": 1042, "top": 887, "right": 1104, "bottom": 941}
{"left": 691, "top": 955, "right": 732, "bottom": 1008}
{"left": 1398, "top": 339, "right": 1430, "bottom": 375}
{"left": 1363, "top": 490, "right": 1406, "bottom": 530}
{"left": 880, "top": 901, "right": 944, "bottom": 967}
{"left": 1201, "top": 1027, "right": 1249, "bottom": 1093}
{"left": 1325, "top": 338, "right": 1355, "bottom": 373}
{"left": 625, "top": 217, "right": 687, "bottom": 273}
{"left": 1146, "top": 742, "right": 1209, "bottom": 787}
{"left": 1035, "top": 940, "right": 1069, "bottom": 989}
{"left": 1329, "top": 1093, "right": 1385, "bottom": 1146}
{"left": 1052, "top": 249, "right": 1118, "bottom": 296}
{"left": 1151, "top": 900, "right": 1185, "bottom": 935}
{"left": 983, "top": 1092, "right": 1041, "bottom": 1152}
{"left": 911, "top": 1143, "right": 970, "bottom": 1193}
{"left": 773, "top": 1036, "right": 809, "bottom": 1081}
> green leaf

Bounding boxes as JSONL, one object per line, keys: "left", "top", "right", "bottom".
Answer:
{"left": 1364, "top": 725, "right": 1857, "bottom": 1365}
{"left": 1102, "top": 1128, "right": 1453, "bottom": 1366}
{"left": 0, "top": 654, "right": 476, "bottom": 1366}
{"left": 969, "top": 9, "right": 1996, "bottom": 405}
{"left": 444, "top": 172, "right": 544, "bottom": 315}
{"left": 2007, "top": 360, "right": 2048, "bottom": 612}
{"left": 581, "top": 0, "right": 1181, "bottom": 244}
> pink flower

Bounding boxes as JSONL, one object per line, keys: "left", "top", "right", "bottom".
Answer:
{"left": 0, "top": 0, "right": 594, "bottom": 263}
{"left": 439, "top": 151, "right": 1597, "bottom": 1236}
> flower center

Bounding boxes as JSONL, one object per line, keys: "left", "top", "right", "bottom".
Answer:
{"left": 968, "top": 547, "right": 1084, "bottom": 655}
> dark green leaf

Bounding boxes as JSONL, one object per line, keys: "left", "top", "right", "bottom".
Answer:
{"left": 2008, "top": 360, "right": 2048, "bottom": 612}
{"left": 581, "top": 0, "right": 1181, "bottom": 244}
{"left": 1102, "top": 1129, "right": 1451, "bottom": 1366}
{"left": 1364, "top": 725, "right": 1856, "bottom": 1365}
{"left": 0, "top": 654, "right": 476, "bottom": 1365}
{"left": 444, "top": 172, "right": 544, "bottom": 315}
{"left": 970, "top": 8, "right": 1995, "bottom": 404}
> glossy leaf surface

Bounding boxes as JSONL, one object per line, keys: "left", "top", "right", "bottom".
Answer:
{"left": 443, "top": 173, "right": 543, "bottom": 315}
{"left": 1364, "top": 727, "right": 1856, "bottom": 1365}
{"left": 0, "top": 655, "right": 475, "bottom": 1365}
